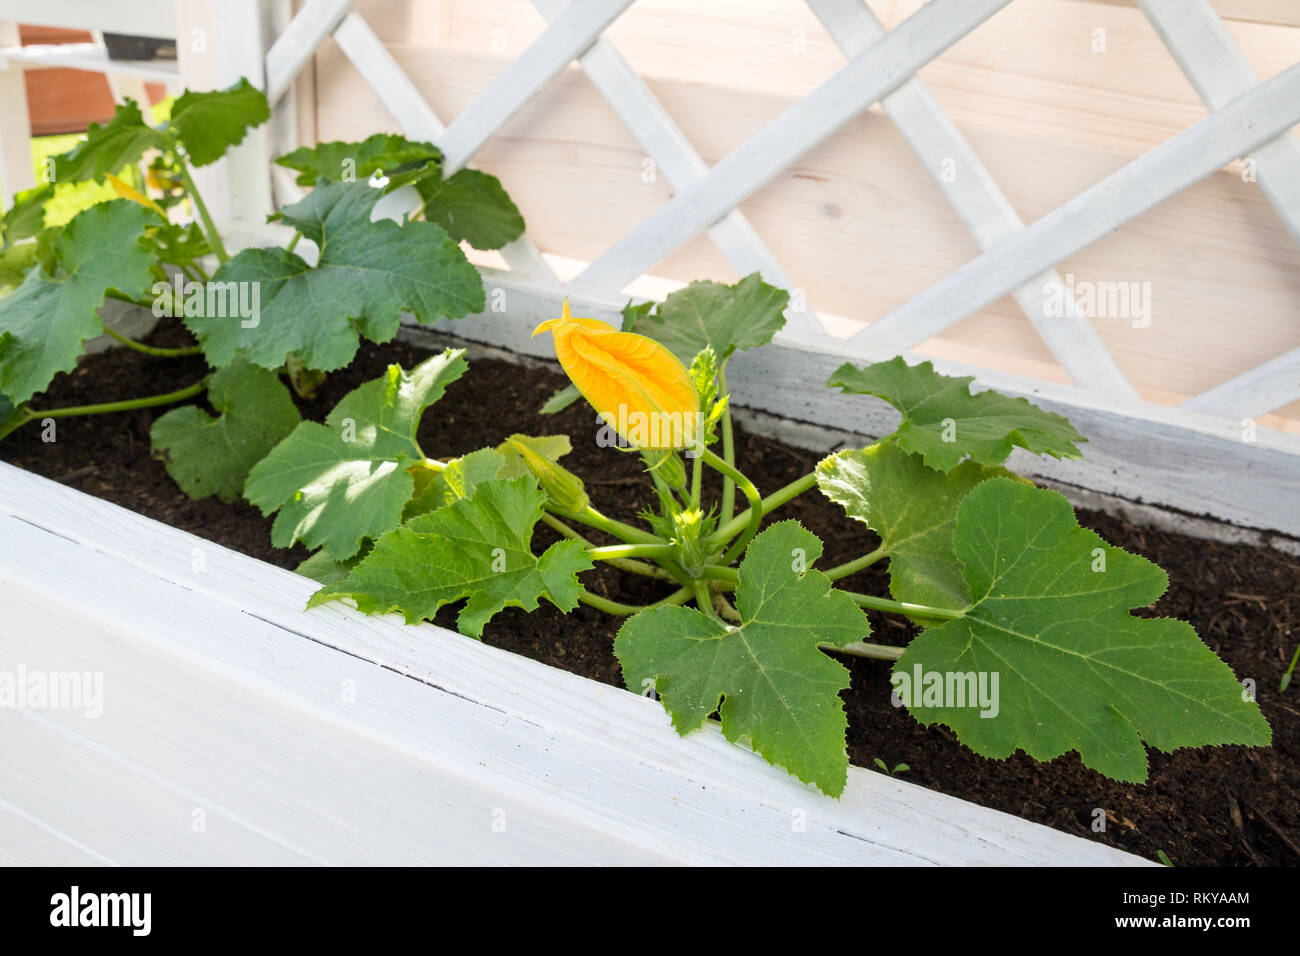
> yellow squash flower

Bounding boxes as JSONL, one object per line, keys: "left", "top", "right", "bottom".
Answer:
{"left": 534, "top": 300, "right": 700, "bottom": 451}
{"left": 106, "top": 174, "right": 166, "bottom": 218}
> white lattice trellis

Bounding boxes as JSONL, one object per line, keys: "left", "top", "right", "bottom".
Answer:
{"left": 2, "top": 0, "right": 1298, "bottom": 535}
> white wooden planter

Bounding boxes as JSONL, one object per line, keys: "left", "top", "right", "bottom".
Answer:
{"left": 0, "top": 461, "right": 1151, "bottom": 866}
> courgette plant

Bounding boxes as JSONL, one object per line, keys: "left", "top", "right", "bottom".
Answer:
{"left": 0, "top": 81, "right": 1269, "bottom": 798}
{"left": 248, "top": 282, "right": 1270, "bottom": 796}
{"left": 0, "top": 80, "right": 524, "bottom": 509}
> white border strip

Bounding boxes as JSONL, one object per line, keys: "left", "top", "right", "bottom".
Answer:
{"left": 0, "top": 463, "right": 1148, "bottom": 866}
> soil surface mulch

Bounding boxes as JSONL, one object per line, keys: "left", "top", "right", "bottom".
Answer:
{"left": 4, "top": 320, "right": 1297, "bottom": 867}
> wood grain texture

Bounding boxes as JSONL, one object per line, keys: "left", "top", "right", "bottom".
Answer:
{"left": 0, "top": 462, "right": 1149, "bottom": 866}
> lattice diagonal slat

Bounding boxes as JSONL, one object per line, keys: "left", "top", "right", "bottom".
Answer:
{"left": 258, "top": 0, "right": 1300, "bottom": 421}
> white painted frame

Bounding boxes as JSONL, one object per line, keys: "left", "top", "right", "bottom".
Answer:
{"left": 0, "top": 461, "right": 1150, "bottom": 865}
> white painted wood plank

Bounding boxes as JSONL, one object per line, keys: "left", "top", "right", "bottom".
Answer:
{"left": 853, "top": 61, "right": 1300, "bottom": 352}
{"left": 0, "top": 464, "right": 1149, "bottom": 865}
{"left": 0, "top": 0, "right": 177, "bottom": 38}
{"left": 1140, "top": 0, "right": 1300, "bottom": 243}
{"left": 0, "top": 42, "right": 179, "bottom": 82}
{"left": 807, "top": 0, "right": 1136, "bottom": 398}
{"left": 331, "top": 12, "right": 557, "bottom": 285}
{"left": 0, "top": 797, "right": 116, "bottom": 866}
{"left": 530, "top": 0, "right": 824, "bottom": 338}
{"left": 331, "top": 12, "right": 446, "bottom": 142}
{"left": 440, "top": 0, "right": 637, "bottom": 174}
{"left": 573, "top": 0, "right": 1013, "bottom": 294}
{"left": 264, "top": 0, "right": 353, "bottom": 105}
{"left": 0, "top": 520, "right": 666, "bottom": 865}
{"left": 1181, "top": 345, "right": 1300, "bottom": 418}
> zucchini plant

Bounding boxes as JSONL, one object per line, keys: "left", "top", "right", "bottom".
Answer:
{"left": 0, "top": 80, "right": 524, "bottom": 509}
{"left": 247, "top": 279, "right": 1270, "bottom": 796}
{"left": 0, "top": 80, "right": 1269, "bottom": 798}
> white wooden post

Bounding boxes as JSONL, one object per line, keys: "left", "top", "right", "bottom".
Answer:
{"left": 176, "top": 0, "right": 274, "bottom": 225}
{"left": 0, "top": 20, "right": 34, "bottom": 207}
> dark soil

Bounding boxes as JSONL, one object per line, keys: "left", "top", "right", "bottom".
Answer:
{"left": 4, "top": 320, "right": 1298, "bottom": 867}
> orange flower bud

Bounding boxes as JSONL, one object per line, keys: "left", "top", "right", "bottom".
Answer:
{"left": 105, "top": 174, "right": 166, "bottom": 218}
{"left": 534, "top": 300, "right": 700, "bottom": 451}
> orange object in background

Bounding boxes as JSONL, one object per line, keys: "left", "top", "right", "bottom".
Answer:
{"left": 18, "top": 25, "right": 165, "bottom": 136}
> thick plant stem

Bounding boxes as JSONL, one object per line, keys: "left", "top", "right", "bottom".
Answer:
{"left": 719, "top": 368, "right": 735, "bottom": 522}
{"left": 103, "top": 326, "right": 202, "bottom": 358}
{"left": 17, "top": 375, "right": 211, "bottom": 424}
{"left": 570, "top": 504, "right": 663, "bottom": 545}
{"left": 178, "top": 158, "right": 229, "bottom": 264}
{"left": 689, "top": 448, "right": 703, "bottom": 510}
{"left": 577, "top": 586, "right": 691, "bottom": 615}
{"left": 819, "top": 641, "right": 905, "bottom": 661}
{"left": 701, "top": 448, "right": 761, "bottom": 565}
{"left": 692, "top": 579, "right": 727, "bottom": 626}
{"left": 548, "top": 505, "right": 692, "bottom": 585}
{"left": 840, "top": 590, "right": 966, "bottom": 620}
{"left": 711, "top": 470, "right": 817, "bottom": 545}
{"left": 823, "top": 547, "right": 886, "bottom": 581}
{"left": 540, "top": 513, "right": 673, "bottom": 580}
{"left": 587, "top": 543, "right": 678, "bottom": 563}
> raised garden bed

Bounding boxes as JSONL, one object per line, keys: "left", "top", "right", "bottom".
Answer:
{"left": 4, "top": 318, "right": 1296, "bottom": 866}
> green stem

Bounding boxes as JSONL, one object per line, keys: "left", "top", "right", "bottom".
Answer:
{"left": 712, "top": 591, "right": 743, "bottom": 625}
{"left": 567, "top": 504, "right": 663, "bottom": 545}
{"left": 823, "top": 547, "right": 886, "bottom": 582}
{"left": 701, "top": 448, "right": 761, "bottom": 565}
{"left": 586, "top": 543, "right": 679, "bottom": 563}
{"left": 104, "top": 289, "right": 159, "bottom": 311}
{"left": 178, "top": 158, "right": 229, "bottom": 264}
{"left": 700, "top": 564, "right": 738, "bottom": 584}
{"left": 103, "top": 325, "right": 202, "bottom": 358}
{"left": 719, "top": 368, "right": 735, "bottom": 523}
{"left": 19, "top": 374, "right": 211, "bottom": 423}
{"left": 540, "top": 513, "right": 672, "bottom": 580}
{"left": 710, "top": 470, "right": 817, "bottom": 545}
{"left": 692, "top": 579, "right": 727, "bottom": 625}
{"left": 286, "top": 229, "right": 302, "bottom": 254}
{"left": 819, "top": 641, "right": 905, "bottom": 661}
{"left": 577, "top": 586, "right": 691, "bottom": 616}
{"left": 840, "top": 590, "right": 966, "bottom": 620}
{"left": 689, "top": 449, "right": 703, "bottom": 510}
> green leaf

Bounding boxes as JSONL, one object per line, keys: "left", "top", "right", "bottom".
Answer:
{"left": 828, "top": 357, "right": 1085, "bottom": 471}
{"left": 415, "top": 168, "right": 525, "bottom": 250}
{"left": 615, "top": 520, "right": 868, "bottom": 795}
{"left": 623, "top": 273, "right": 789, "bottom": 364}
{"left": 3, "top": 184, "right": 55, "bottom": 243}
{"left": 0, "top": 200, "right": 156, "bottom": 404}
{"left": 897, "top": 478, "right": 1272, "bottom": 782}
{"left": 539, "top": 382, "right": 581, "bottom": 415}
{"left": 495, "top": 434, "right": 571, "bottom": 479}
{"left": 191, "top": 182, "right": 484, "bottom": 371}
{"left": 311, "top": 476, "right": 594, "bottom": 638}
{"left": 244, "top": 350, "right": 469, "bottom": 559}
{"left": 150, "top": 359, "right": 301, "bottom": 503}
{"left": 53, "top": 99, "right": 169, "bottom": 183}
{"left": 295, "top": 548, "right": 367, "bottom": 587}
{"left": 816, "top": 442, "right": 1017, "bottom": 612}
{"left": 146, "top": 221, "right": 211, "bottom": 270}
{"left": 169, "top": 78, "right": 270, "bottom": 167}
{"left": 0, "top": 242, "right": 37, "bottom": 292}
{"left": 403, "top": 446, "right": 507, "bottom": 520}
{"left": 275, "top": 133, "right": 442, "bottom": 186}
